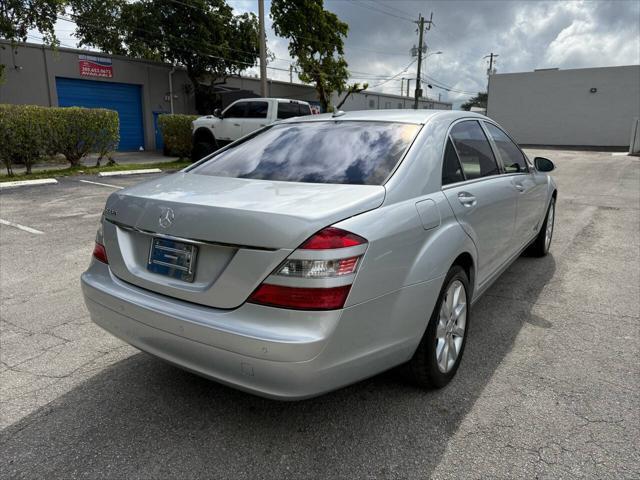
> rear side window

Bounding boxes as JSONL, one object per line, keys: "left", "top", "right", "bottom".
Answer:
{"left": 442, "top": 138, "right": 465, "bottom": 185}
{"left": 299, "top": 104, "right": 311, "bottom": 116}
{"left": 484, "top": 123, "right": 528, "bottom": 173}
{"left": 246, "top": 101, "right": 269, "bottom": 119}
{"left": 449, "top": 121, "right": 500, "bottom": 179}
{"left": 277, "top": 102, "right": 307, "bottom": 119}
{"left": 191, "top": 121, "right": 421, "bottom": 185}
{"left": 223, "top": 102, "right": 246, "bottom": 119}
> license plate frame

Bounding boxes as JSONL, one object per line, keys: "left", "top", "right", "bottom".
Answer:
{"left": 147, "top": 237, "right": 198, "bottom": 282}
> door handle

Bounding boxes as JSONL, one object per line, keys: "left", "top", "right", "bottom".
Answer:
{"left": 233, "top": 123, "right": 241, "bottom": 127}
{"left": 513, "top": 182, "right": 525, "bottom": 192}
{"left": 457, "top": 192, "right": 477, "bottom": 207}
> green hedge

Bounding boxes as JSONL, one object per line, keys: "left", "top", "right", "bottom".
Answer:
{"left": 0, "top": 104, "right": 120, "bottom": 175}
{"left": 158, "top": 114, "right": 198, "bottom": 159}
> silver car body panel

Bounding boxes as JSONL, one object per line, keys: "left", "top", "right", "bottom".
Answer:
{"left": 81, "top": 109, "right": 557, "bottom": 399}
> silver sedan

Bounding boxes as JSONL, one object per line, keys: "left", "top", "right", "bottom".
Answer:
{"left": 81, "top": 110, "right": 557, "bottom": 399}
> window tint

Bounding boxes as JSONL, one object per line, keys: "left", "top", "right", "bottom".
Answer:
{"left": 192, "top": 121, "right": 421, "bottom": 185}
{"left": 246, "top": 101, "right": 269, "bottom": 119}
{"left": 299, "top": 104, "right": 311, "bottom": 116}
{"left": 449, "top": 121, "right": 500, "bottom": 179}
{"left": 442, "top": 138, "right": 465, "bottom": 185}
{"left": 223, "top": 102, "right": 246, "bottom": 118}
{"left": 277, "top": 102, "right": 304, "bottom": 119}
{"left": 484, "top": 123, "right": 528, "bottom": 173}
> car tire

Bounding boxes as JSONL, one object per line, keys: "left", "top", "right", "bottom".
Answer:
{"left": 192, "top": 141, "right": 216, "bottom": 161}
{"left": 528, "top": 197, "right": 555, "bottom": 257}
{"left": 407, "top": 265, "right": 470, "bottom": 389}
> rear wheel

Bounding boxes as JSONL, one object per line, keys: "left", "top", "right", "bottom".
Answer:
{"left": 528, "top": 197, "right": 555, "bottom": 257}
{"left": 407, "top": 265, "right": 470, "bottom": 388}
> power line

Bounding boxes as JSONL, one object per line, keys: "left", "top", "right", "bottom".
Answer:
{"left": 367, "top": 59, "right": 417, "bottom": 88}
{"left": 56, "top": 14, "right": 418, "bottom": 82}
{"left": 350, "top": 0, "right": 415, "bottom": 23}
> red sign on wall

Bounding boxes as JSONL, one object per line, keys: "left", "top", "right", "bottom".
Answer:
{"left": 79, "top": 54, "right": 113, "bottom": 78}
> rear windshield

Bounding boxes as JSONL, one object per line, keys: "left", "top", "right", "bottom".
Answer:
{"left": 191, "top": 121, "right": 421, "bottom": 185}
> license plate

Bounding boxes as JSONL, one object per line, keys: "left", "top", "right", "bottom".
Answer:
{"left": 147, "top": 237, "right": 198, "bottom": 282}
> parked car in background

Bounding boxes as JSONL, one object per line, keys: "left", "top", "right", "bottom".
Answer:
{"left": 191, "top": 98, "right": 313, "bottom": 160}
{"left": 82, "top": 110, "right": 557, "bottom": 400}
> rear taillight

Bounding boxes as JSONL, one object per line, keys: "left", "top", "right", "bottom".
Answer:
{"left": 249, "top": 285, "right": 351, "bottom": 310}
{"left": 93, "top": 218, "right": 108, "bottom": 264}
{"left": 248, "top": 227, "right": 367, "bottom": 310}
{"left": 93, "top": 242, "right": 108, "bottom": 264}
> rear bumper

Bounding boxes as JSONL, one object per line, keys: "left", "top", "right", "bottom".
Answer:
{"left": 81, "top": 260, "right": 442, "bottom": 400}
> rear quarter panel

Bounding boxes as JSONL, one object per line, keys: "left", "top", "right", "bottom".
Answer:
{"left": 333, "top": 191, "right": 476, "bottom": 357}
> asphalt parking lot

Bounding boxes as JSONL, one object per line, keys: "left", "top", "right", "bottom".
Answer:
{"left": 1, "top": 149, "right": 638, "bottom": 479}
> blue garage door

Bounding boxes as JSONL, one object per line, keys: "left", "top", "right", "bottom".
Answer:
{"left": 56, "top": 77, "right": 144, "bottom": 151}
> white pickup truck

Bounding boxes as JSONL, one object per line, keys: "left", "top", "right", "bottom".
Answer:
{"left": 191, "top": 98, "right": 313, "bottom": 160}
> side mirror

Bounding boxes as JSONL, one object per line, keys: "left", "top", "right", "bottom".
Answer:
{"left": 213, "top": 108, "right": 222, "bottom": 119}
{"left": 534, "top": 157, "right": 555, "bottom": 172}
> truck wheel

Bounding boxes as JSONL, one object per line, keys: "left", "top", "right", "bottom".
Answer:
{"left": 192, "top": 141, "right": 216, "bottom": 161}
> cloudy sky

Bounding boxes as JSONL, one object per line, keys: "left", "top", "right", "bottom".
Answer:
{"left": 40, "top": 0, "right": 640, "bottom": 108}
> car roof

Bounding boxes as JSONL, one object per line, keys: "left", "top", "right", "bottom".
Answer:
{"left": 277, "top": 109, "right": 488, "bottom": 125}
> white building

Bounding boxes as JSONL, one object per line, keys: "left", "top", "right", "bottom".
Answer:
{"left": 487, "top": 65, "right": 640, "bottom": 148}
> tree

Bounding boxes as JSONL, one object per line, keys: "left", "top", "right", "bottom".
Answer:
{"left": 70, "top": 0, "right": 259, "bottom": 113}
{"left": 271, "top": 0, "right": 350, "bottom": 112}
{"left": 461, "top": 92, "right": 488, "bottom": 111}
{"left": 335, "top": 82, "right": 368, "bottom": 110}
{"left": 0, "top": 0, "right": 66, "bottom": 80}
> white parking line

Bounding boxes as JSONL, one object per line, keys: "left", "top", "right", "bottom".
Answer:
{"left": 0, "top": 219, "right": 44, "bottom": 235}
{"left": 79, "top": 179, "right": 124, "bottom": 189}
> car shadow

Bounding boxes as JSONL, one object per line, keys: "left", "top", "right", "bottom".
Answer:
{"left": 1, "top": 255, "right": 556, "bottom": 479}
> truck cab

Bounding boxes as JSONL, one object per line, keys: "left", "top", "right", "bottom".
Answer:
{"left": 191, "top": 98, "right": 313, "bottom": 160}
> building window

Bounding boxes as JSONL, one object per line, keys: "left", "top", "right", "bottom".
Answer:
{"left": 398, "top": 103, "right": 403, "bottom": 109}
{"left": 385, "top": 102, "right": 391, "bottom": 109}
{"left": 369, "top": 99, "right": 375, "bottom": 108}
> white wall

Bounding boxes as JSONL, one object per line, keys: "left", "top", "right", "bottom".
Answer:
{"left": 487, "top": 65, "right": 640, "bottom": 147}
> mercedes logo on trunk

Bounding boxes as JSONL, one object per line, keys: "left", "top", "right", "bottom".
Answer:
{"left": 159, "top": 207, "right": 175, "bottom": 228}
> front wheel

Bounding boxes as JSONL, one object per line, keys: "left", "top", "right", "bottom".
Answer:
{"left": 528, "top": 197, "right": 555, "bottom": 257}
{"left": 407, "top": 265, "right": 470, "bottom": 388}
{"left": 192, "top": 141, "right": 216, "bottom": 161}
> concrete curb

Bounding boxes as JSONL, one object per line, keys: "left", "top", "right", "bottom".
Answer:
{"left": 98, "top": 169, "right": 162, "bottom": 177}
{"left": 0, "top": 178, "right": 58, "bottom": 189}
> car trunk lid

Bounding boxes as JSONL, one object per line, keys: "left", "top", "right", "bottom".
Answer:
{"left": 101, "top": 172, "right": 384, "bottom": 309}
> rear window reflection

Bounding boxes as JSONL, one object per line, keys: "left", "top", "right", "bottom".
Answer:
{"left": 192, "top": 121, "right": 421, "bottom": 185}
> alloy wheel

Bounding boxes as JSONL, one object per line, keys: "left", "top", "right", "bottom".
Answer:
{"left": 545, "top": 200, "right": 555, "bottom": 252}
{"left": 435, "top": 280, "right": 467, "bottom": 373}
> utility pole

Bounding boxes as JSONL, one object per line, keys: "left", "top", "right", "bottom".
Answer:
{"left": 406, "top": 78, "right": 411, "bottom": 97}
{"left": 483, "top": 52, "right": 498, "bottom": 94}
{"left": 413, "top": 12, "right": 434, "bottom": 109}
{"left": 258, "top": 0, "right": 267, "bottom": 96}
{"left": 289, "top": 65, "right": 293, "bottom": 83}
{"left": 401, "top": 78, "right": 405, "bottom": 97}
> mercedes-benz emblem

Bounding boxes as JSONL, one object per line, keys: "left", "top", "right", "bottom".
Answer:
{"left": 158, "top": 207, "right": 175, "bottom": 229}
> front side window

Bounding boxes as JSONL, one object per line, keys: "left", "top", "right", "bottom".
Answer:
{"left": 449, "top": 121, "right": 500, "bottom": 180}
{"left": 223, "top": 102, "right": 246, "bottom": 119}
{"left": 246, "top": 101, "right": 269, "bottom": 119}
{"left": 484, "top": 123, "right": 528, "bottom": 174}
{"left": 191, "top": 121, "right": 421, "bottom": 185}
{"left": 442, "top": 138, "right": 465, "bottom": 185}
